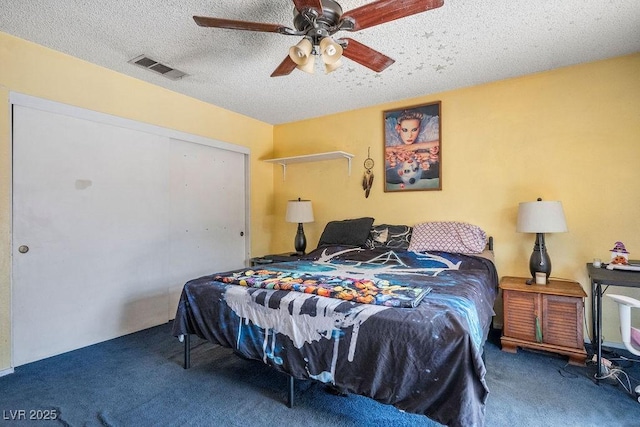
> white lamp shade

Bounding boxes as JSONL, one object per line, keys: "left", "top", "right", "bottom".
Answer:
{"left": 516, "top": 200, "right": 568, "bottom": 233}
{"left": 286, "top": 200, "right": 314, "bottom": 223}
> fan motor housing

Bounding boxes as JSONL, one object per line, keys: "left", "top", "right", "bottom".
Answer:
{"left": 293, "top": 0, "right": 343, "bottom": 33}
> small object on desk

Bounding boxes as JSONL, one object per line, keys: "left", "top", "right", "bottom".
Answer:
{"left": 609, "top": 241, "right": 629, "bottom": 265}
{"left": 593, "top": 258, "right": 602, "bottom": 268}
{"left": 606, "top": 263, "right": 640, "bottom": 272}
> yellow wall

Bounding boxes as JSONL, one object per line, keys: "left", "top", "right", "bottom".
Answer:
{"left": 1, "top": 29, "right": 638, "bottom": 371}
{"left": 272, "top": 53, "right": 640, "bottom": 345}
{"left": 0, "top": 32, "right": 275, "bottom": 371}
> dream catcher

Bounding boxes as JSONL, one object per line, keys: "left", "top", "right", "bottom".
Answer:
{"left": 362, "top": 148, "right": 374, "bottom": 198}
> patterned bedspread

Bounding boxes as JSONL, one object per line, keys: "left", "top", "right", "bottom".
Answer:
{"left": 172, "top": 246, "right": 498, "bottom": 427}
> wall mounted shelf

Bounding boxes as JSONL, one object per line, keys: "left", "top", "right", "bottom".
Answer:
{"left": 264, "top": 151, "right": 354, "bottom": 180}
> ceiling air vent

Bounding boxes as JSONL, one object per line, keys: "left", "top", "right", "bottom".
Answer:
{"left": 128, "top": 55, "right": 187, "bottom": 80}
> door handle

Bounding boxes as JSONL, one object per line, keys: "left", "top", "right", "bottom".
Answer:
{"left": 18, "top": 245, "right": 29, "bottom": 254}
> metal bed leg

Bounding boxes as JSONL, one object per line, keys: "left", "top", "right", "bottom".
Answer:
{"left": 287, "top": 376, "right": 294, "bottom": 408}
{"left": 183, "top": 334, "right": 191, "bottom": 370}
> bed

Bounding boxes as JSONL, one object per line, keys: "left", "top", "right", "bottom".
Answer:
{"left": 172, "top": 219, "right": 499, "bottom": 427}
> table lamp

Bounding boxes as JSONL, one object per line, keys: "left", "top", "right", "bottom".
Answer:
{"left": 516, "top": 198, "right": 568, "bottom": 284}
{"left": 285, "top": 198, "right": 314, "bottom": 255}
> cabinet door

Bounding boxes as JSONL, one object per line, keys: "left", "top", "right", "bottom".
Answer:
{"left": 503, "top": 290, "right": 540, "bottom": 342}
{"left": 542, "top": 295, "right": 583, "bottom": 349}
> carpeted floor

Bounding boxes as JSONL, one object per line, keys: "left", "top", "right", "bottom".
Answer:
{"left": 0, "top": 322, "right": 638, "bottom": 426}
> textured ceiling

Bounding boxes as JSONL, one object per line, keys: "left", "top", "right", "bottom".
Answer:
{"left": 1, "top": 0, "right": 639, "bottom": 124}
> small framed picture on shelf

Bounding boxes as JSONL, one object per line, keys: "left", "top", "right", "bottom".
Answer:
{"left": 383, "top": 101, "right": 441, "bottom": 192}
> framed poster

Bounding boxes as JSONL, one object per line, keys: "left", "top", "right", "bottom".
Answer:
{"left": 383, "top": 101, "right": 441, "bottom": 192}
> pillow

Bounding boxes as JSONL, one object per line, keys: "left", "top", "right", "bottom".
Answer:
{"left": 366, "top": 224, "right": 413, "bottom": 250}
{"left": 318, "top": 217, "right": 375, "bottom": 247}
{"left": 408, "top": 221, "right": 487, "bottom": 254}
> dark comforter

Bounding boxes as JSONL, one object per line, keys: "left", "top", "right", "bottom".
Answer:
{"left": 172, "top": 246, "right": 498, "bottom": 427}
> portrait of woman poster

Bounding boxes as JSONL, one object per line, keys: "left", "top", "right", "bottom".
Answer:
{"left": 383, "top": 101, "right": 441, "bottom": 192}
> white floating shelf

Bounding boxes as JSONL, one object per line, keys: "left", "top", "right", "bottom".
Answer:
{"left": 264, "top": 151, "right": 355, "bottom": 180}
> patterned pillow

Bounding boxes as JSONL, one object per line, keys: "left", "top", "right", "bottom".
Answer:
{"left": 366, "top": 224, "right": 412, "bottom": 250}
{"left": 408, "top": 221, "right": 487, "bottom": 254}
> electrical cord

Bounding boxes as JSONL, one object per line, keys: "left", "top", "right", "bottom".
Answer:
{"left": 608, "top": 356, "right": 640, "bottom": 386}
{"left": 614, "top": 355, "right": 640, "bottom": 364}
{"left": 546, "top": 276, "right": 575, "bottom": 282}
{"left": 595, "top": 367, "right": 634, "bottom": 395}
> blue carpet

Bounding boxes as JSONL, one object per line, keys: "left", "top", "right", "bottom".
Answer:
{"left": 0, "top": 322, "right": 638, "bottom": 426}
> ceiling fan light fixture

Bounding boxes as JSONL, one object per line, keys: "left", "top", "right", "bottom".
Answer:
{"left": 319, "top": 37, "right": 343, "bottom": 65}
{"left": 193, "top": 0, "right": 445, "bottom": 77}
{"left": 324, "top": 58, "right": 342, "bottom": 74}
{"left": 288, "top": 38, "right": 313, "bottom": 65}
{"left": 297, "top": 54, "right": 315, "bottom": 74}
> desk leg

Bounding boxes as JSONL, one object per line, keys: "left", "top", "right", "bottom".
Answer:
{"left": 591, "top": 280, "right": 597, "bottom": 353}
{"left": 596, "top": 282, "right": 603, "bottom": 379}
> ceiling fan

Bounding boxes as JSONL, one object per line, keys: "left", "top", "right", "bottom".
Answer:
{"left": 193, "top": 0, "right": 444, "bottom": 77}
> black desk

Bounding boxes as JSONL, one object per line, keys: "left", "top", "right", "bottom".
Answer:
{"left": 587, "top": 263, "right": 640, "bottom": 378}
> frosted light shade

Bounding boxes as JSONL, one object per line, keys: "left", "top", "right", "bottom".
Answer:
{"left": 296, "top": 55, "right": 315, "bottom": 74}
{"left": 320, "top": 37, "right": 343, "bottom": 65}
{"left": 286, "top": 200, "right": 314, "bottom": 223}
{"left": 289, "top": 39, "right": 313, "bottom": 65}
{"left": 516, "top": 200, "right": 567, "bottom": 233}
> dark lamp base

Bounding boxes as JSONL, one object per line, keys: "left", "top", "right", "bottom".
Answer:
{"left": 528, "top": 232, "right": 551, "bottom": 284}
{"left": 294, "top": 223, "right": 307, "bottom": 255}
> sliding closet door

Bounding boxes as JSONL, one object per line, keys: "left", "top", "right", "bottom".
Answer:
{"left": 12, "top": 99, "right": 247, "bottom": 366}
{"left": 12, "top": 105, "right": 171, "bottom": 366}
{"left": 167, "top": 138, "right": 246, "bottom": 312}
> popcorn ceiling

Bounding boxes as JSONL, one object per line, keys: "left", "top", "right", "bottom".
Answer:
{"left": 1, "top": 0, "right": 638, "bottom": 124}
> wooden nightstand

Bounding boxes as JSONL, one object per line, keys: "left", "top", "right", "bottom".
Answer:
{"left": 250, "top": 252, "right": 301, "bottom": 266}
{"left": 500, "top": 276, "right": 587, "bottom": 366}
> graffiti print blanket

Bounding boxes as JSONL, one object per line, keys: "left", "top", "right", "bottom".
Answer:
{"left": 172, "top": 246, "right": 498, "bottom": 427}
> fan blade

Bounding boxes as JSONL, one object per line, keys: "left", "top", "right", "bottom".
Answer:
{"left": 340, "top": 38, "right": 395, "bottom": 72}
{"left": 194, "top": 16, "right": 290, "bottom": 34}
{"left": 292, "top": 0, "right": 323, "bottom": 13}
{"left": 342, "top": 0, "right": 444, "bottom": 31}
{"left": 271, "top": 56, "right": 298, "bottom": 77}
